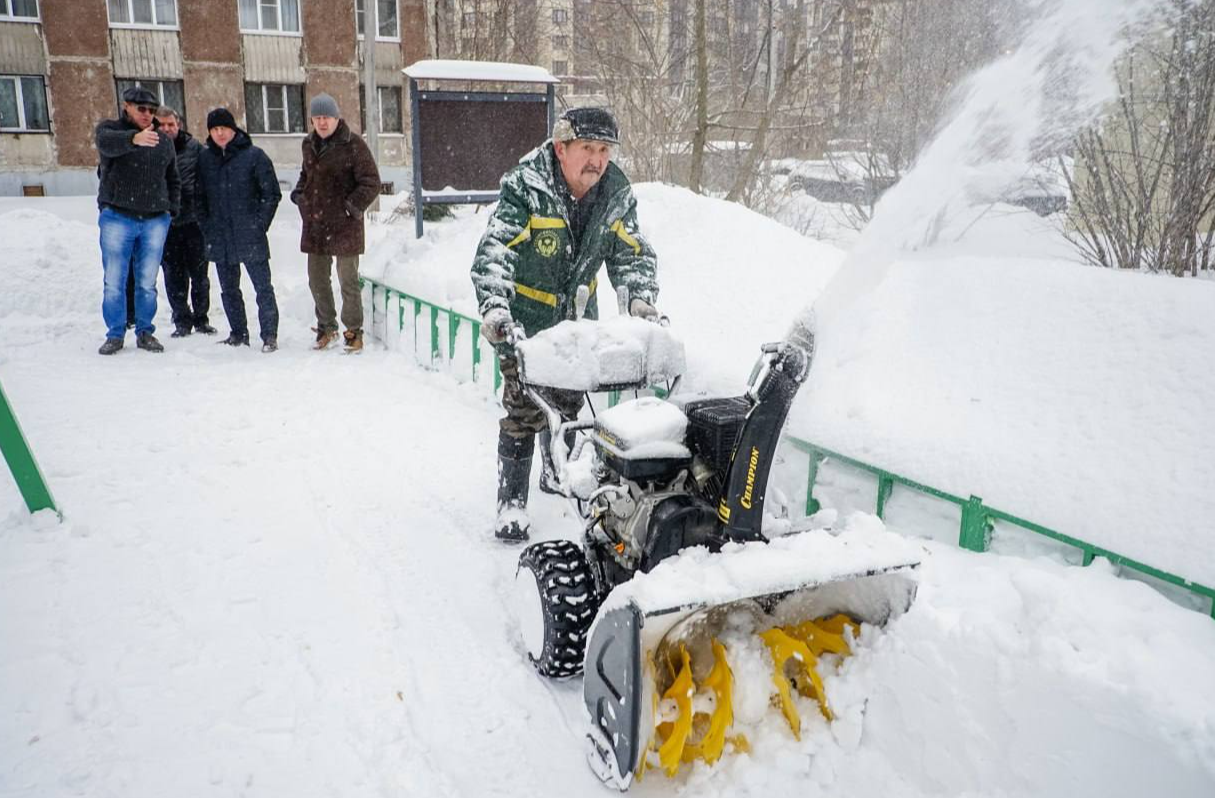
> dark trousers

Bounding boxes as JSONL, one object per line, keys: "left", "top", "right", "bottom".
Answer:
{"left": 162, "top": 222, "right": 210, "bottom": 328}
{"left": 216, "top": 260, "right": 278, "bottom": 342}
{"left": 307, "top": 253, "right": 363, "bottom": 333}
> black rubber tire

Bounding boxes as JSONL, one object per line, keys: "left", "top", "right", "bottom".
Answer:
{"left": 516, "top": 539, "right": 599, "bottom": 678}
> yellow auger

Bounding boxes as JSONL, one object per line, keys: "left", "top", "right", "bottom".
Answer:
{"left": 764, "top": 613, "right": 860, "bottom": 736}
{"left": 643, "top": 614, "right": 860, "bottom": 778}
{"left": 643, "top": 640, "right": 739, "bottom": 779}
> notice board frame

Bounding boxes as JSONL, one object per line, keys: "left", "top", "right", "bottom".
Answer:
{"left": 407, "top": 72, "right": 557, "bottom": 238}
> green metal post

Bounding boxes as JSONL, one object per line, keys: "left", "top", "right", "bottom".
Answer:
{"left": 472, "top": 321, "right": 482, "bottom": 382}
{"left": 413, "top": 298, "right": 422, "bottom": 357}
{"left": 448, "top": 314, "right": 460, "bottom": 369}
{"left": 959, "top": 495, "right": 992, "bottom": 552}
{"left": 876, "top": 474, "right": 894, "bottom": 519}
{"left": 0, "top": 379, "right": 58, "bottom": 516}
{"left": 805, "top": 448, "right": 823, "bottom": 516}
{"left": 493, "top": 351, "right": 502, "bottom": 393}
{"left": 430, "top": 305, "right": 440, "bottom": 363}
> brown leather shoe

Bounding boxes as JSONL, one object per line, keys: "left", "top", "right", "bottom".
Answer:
{"left": 343, "top": 328, "right": 363, "bottom": 353}
{"left": 312, "top": 327, "right": 338, "bottom": 350}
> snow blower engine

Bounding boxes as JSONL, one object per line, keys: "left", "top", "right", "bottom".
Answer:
{"left": 511, "top": 316, "right": 919, "bottom": 789}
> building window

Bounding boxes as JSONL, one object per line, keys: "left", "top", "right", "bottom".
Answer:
{"left": 356, "top": 0, "right": 398, "bottom": 40}
{"left": 359, "top": 85, "right": 403, "bottom": 134}
{"left": 639, "top": 11, "right": 654, "bottom": 26}
{"left": 243, "top": 83, "right": 304, "bottom": 133}
{"left": 552, "top": 9, "right": 568, "bottom": 24}
{"left": 0, "top": 0, "right": 39, "bottom": 21}
{"left": 107, "top": 0, "right": 177, "bottom": 27}
{"left": 552, "top": 60, "right": 568, "bottom": 76}
{"left": 239, "top": 0, "right": 300, "bottom": 34}
{"left": 115, "top": 79, "right": 185, "bottom": 126}
{"left": 462, "top": 11, "right": 476, "bottom": 28}
{"left": 0, "top": 75, "right": 49, "bottom": 132}
{"left": 552, "top": 35, "right": 568, "bottom": 50}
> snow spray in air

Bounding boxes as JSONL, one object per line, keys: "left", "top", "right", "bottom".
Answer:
{"left": 788, "top": 0, "right": 1175, "bottom": 345}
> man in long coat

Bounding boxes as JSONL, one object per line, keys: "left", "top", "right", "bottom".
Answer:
{"left": 291, "top": 93, "right": 381, "bottom": 353}
{"left": 470, "top": 107, "right": 662, "bottom": 542}
{"left": 196, "top": 108, "right": 282, "bottom": 353}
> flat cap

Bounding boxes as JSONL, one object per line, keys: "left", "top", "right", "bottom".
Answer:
{"left": 122, "top": 86, "right": 159, "bottom": 106}
{"left": 553, "top": 106, "right": 619, "bottom": 144}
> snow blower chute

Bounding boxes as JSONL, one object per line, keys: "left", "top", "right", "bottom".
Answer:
{"left": 510, "top": 316, "right": 919, "bottom": 789}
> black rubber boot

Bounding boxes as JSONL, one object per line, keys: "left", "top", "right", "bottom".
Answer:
{"left": 496, "top": 433, "right": 534, "bottom": 543}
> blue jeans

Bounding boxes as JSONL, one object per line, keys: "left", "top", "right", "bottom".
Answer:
{"left": 99, "top": 207, "right": 170, "bottom": 339}
{"left": 216, "top": 260, "right": 279, "bottom": 342}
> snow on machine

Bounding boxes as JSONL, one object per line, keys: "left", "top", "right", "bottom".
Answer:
{"left": 509, "top": 311, "right": 919, "bottom": 789}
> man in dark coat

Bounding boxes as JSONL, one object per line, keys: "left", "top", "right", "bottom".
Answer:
{"left": 291, "top": 93, "right": 381, "bottom": 353}
{"left": 196, "top": 107, "right": 282, "bottom": 353}
{"left": 95, "top": 85, "right": 181, "bottom": 355}
{"left": 155, "top": 106, "right": 215, "bottom": 337}
{"left": 470, "top": 106, "right": 661, "bottom": 542}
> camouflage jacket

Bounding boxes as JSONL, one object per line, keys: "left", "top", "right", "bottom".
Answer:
{"left": 470, "top": 141, "right": 658, "bottom": 337}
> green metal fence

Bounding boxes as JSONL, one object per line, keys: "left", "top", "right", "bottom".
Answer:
{"left": 788, "top": 438, "right": 1215, "bottom": 618}
{"left": 361, "top": 278, "right": 1215, "bottom": 619}
{"left": 364, "top": 276, "right": 502, "bottom": 392}
{"left": 0, "top": 376, "right": 58, "bottom": 517}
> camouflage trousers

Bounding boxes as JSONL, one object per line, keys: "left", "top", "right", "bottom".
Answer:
{"left": 498, "top": 353, "right": 585, "bottom": 440}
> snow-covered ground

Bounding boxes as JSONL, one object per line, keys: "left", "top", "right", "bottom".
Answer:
{"left": 2, "top": 182, "right": 1213, "bottom": 798}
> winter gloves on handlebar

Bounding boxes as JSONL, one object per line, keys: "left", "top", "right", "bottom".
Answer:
{"left": 629, "top": 298, "right": 663, "bottom": 324}
{"left": 482, "top": 307, "right": 514, "bottom": 344}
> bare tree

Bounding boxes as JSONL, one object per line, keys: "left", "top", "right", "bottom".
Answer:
{"left": 687, "top": 0, "right": 709, "bottom": 193}
{"left": 1063, "top": 0, "right": 1215, "bottom": 275}
{"left": 815, "top": 0, "right": 1025, "bottom": 229}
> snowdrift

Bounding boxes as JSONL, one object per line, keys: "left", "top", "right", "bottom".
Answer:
{"left": 795, "top": 252, "right": 1215, "bottom": 589}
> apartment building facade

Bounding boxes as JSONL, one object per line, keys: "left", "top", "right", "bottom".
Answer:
{"left": 0, "top": 0, "right": 427, "bottom": 195}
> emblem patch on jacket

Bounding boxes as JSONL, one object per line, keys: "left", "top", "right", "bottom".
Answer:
{"left": 534, "top": 230, "right": 560, "bottom": 258}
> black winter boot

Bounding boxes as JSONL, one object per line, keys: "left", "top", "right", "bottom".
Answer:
{"left": 495, "top": 433, "right": 534, "bottom": 543}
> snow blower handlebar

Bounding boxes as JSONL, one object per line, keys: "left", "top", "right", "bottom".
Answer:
{"left": 717, "top": 340, "right": 812, "bottom": 543}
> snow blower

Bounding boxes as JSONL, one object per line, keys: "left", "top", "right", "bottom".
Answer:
{"left": 510, "top": 315, "right": 919, "bottom": 790}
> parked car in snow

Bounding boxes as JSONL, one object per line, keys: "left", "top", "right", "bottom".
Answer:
{"left": 768, "top": 151, "right": 896, "bottom": 204}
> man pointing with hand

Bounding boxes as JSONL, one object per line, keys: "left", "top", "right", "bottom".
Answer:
{"left": 94, "top": 85, "right": 180, "bottom": 356}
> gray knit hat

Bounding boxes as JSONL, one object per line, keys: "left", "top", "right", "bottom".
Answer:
{"left": 308, "top": 93, "right": 340, "bottom": 118}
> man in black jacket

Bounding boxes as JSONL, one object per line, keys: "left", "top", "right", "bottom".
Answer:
{"left": 95, "top": 86, "right": 180, "bottom": 355}
{"left": 196, "top": 107, "right": 282, "bottom": 353}
{"left": 155, "top": 106, "right": 215, "bottom": 338}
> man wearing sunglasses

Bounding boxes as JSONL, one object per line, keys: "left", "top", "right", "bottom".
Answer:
{"left": 94, "top": 86, "right": 180, "bottom": 356}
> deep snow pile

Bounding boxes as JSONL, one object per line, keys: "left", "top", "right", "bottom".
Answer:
{"left": 794, "top": 251, "right": 1215, "bottom": 588}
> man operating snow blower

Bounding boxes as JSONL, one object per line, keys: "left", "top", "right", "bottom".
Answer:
{"left": 471, "top": 106, "right": 663, "bottom": 543}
